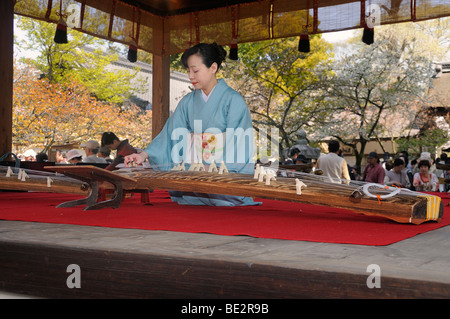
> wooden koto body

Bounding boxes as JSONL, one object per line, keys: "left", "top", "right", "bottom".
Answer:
{"left": 45, "top": 165, "right": 444, "bottom": 224}
{"left": 0, "top": 166, "right": 89, "bottom": 195}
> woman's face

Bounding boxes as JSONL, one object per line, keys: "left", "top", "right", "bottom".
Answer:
{"left": 105, "top": 139, "right": 119, "bottom": 151}
{"left": 186, "top": 54, "right": 218, "bottom": 95}
{"left": 419, "top": 164, "right": 429, "bottom": 174}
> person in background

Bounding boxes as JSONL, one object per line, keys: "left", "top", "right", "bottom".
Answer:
{"left": 101, "top": 132, "right": 137, "bottom": 171}
{"left": 81, "top": 140, "right": 107, "bottom": 164}
{"left": 36, "top": 152, "right": 48, "bottom": 163}
{"left": 22, "top": 149, "right": 36, "bottom": 162}
{"left": 362, "top": 152, "right": 385, "bottom": 184}
{"left": 285, "top": 147, "right": 310, "bottom": 165}
{"left": 316, "top": 140, "right": 350, "bottom": 183}
{"left": 384, "top": 158, "right": 410, "bottom": 188}
{"left": 414, "top": 152, "right": 436, "bottom": 175}
{"left": 382, "top": 152, "right": 393, "bottom": 171}
{"left": 55, "top": 150, "right": 68, "bottom": 164}
{"left": 66, "top": 149, "right": 83, "bottom": 164}
{"left": 98, "top": 146, "right": 113, "bottom": 163}
{"left": 441, "top": 158, "right": 450, "bottom": 193}
{"left": 413, "top": 159, "right": 439, "bottom": 192}
{"left": 397, "top": 151, "right": 414, "bottom": 190}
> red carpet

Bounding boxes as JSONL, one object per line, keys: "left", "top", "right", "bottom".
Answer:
{"left": 0, "top": 190, "right": 449, "bottom": 246}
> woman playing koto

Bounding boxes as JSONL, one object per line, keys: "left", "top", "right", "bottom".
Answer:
{"left": 124, "top": 43, "right": 259, "bottom": 207}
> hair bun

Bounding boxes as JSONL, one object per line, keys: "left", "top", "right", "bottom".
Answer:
{"left": 181, "top": 42, "right": 227, "bottom": 70}
{"left": 211, "top": 42, "right": 227, "bottom": 63}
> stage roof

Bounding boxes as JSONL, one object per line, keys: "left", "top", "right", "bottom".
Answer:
{"left": 14, "top": 0, "right": 450, "bottom": 56}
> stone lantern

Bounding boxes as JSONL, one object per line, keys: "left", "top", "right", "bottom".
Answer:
{"left": 284, "top": 129, "right": 321, "bottom": 162}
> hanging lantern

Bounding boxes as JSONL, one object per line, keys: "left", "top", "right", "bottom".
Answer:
{"left": 362, "top": 26, "right": 374, "bottom": 45}
{"left": 298, "top": 33, "right": 310, "bottom": 53}
{"left": 127, "top": 38, "right": 138, "bottom": 63}
{"left": 298, "top": 4, "right": 311, "bottom": 54}
{"left": 361, "top": 1, "right": 375, "bottom": 45}
{"left": 229, "top": 6, "right": 239, "bottom": 60}
{"left": 54, "top": 17, "right": 68, "bottom": 44}
{"left": 127, "top": 6, "right": 140, "bottom": 63}
{"left": 54, "top": 0, "right": 68, "bottom": 44}
{"left": 229, "top": 38, "right": 238, "bottom": 60}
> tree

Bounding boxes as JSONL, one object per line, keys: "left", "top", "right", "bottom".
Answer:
{"left": 15, "top": 16, "right": 141, "bottom": 104}
{"left": 221, "top": 36, "right": 334, "bottom": 160}
{"left": 13, "top": 62, "right": 152, "bottom": 153}
{"left": 312, "top": 26, "right": 437, "bottom": 170}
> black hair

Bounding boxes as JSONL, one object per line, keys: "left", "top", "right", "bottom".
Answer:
{"left": 393, "top": 158, "right": 405, "bottom": 167}
{"left": 398, "top": 151, "right": 409, "bottom": 163}
{"left": 289, "top": 147, "right": 300, "bottom": 158}
{"left": 328, "top": 140, "right": 340, "bottom": 153}
{"left": 101, "top": 132, "right": 119, "bottom": 147}
{"left": 418, "top": 159, "right": 431, "bottom": 169}
{"left": 36, "top": 152, "right": 48, "bottom": 162}
{"left": 181, "top": 43, "right": 227, "bottom": 70}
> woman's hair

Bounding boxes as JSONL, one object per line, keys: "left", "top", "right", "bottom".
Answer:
{"left": 101, "top": 132, "right": 119, "bottom": 147}
{"left": 181, "top": 42, "right": 227, "bottom": 70}
{"left": 418, "top": 159, "right": 431, "bottom": 169}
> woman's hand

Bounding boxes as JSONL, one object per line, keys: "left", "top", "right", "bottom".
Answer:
{"left": 124, "top": 152, "right": 148, "bottom": 167}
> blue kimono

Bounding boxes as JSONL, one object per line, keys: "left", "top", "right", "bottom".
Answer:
{"left": 144, "top": 79, "right": 260, "bottom": 206}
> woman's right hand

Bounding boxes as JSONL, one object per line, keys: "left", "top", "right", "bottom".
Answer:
{"left": 124, "top": 152, "right": 148, "bottom": 167}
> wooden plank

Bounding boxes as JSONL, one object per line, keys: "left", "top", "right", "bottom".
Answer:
{"left": 0, "top": 0, "right": 14, "bottom": 159}
{"left": 437, "top": 163, "right": 450, "bottom": 171}
{"left": 0, "top": 174, "right": 89, "bottom": 195}
{"left": 1, "top": 221, "right": 450, "bottom": 299}
{"left": 278, "top": 163, "right": 313, "bottom": 171}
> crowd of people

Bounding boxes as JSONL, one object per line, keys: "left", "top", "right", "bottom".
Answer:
{"left": 17, "top": 135, "right": 450, "bottom": 195}
{"left": 307, "top": 140, "right": 449, "bottom": 193}
{"left": 18, "top": 131, "right": 142, "bottom": 173}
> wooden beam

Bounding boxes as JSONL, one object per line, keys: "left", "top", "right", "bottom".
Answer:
{"left": 151, "top": 54, "right": 170, "bottom": 138}
{"left": 0, "top": 0, "right": 14, "bottom": 159}
{"left": 151, "top": 22, "right": 170, "bottom": 139}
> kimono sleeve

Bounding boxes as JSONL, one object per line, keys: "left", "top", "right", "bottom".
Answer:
{"left": 224, "top": 92, "right": 255, "bottom": 175}
{"left": 143, "top": 98, "right": 190, "bottom": 171}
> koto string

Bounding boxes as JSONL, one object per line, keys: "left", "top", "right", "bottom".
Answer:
{"left": 136, "top": 161, "right": 422, "bottom": 200}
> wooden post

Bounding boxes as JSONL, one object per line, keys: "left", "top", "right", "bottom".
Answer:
{"left": 0, "top": 0, "right": 14, "bottom": 159}
{"left": 152, "top": 54, "right": 170, "bottom": 139}
{"left": 151, "top": 20, "right": 170, "bottom": 140}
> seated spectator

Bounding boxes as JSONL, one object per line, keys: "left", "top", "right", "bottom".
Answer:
{"left": 284, "top": 147, "right": 306, "bottom": 165}
{"left": 362, "top": 152, "right": 385, "bottom": 184}
{"left": 98, "top": 146, "right": 113, "bottom": 163}
{"left": 415, "top": 152, "right": 436, "bottom": 174}
{"left": 384, "top": 158, "right": 410, "bottom": 188}
{"left": 81, "top": 140, "right": 107, "bottom": 164}
{"left": 36, "top": 152, "right": 48, "bottom": 163}
{"left": 382, "top": 152, "right": 393, "bottom": 171}
{"left": 56, "top": 150, "right": 68, "bottom": 164}
{"left": 66, "top": 149, "right": 83, "bottom": 164}
{"left": 413, "top": 159, "right": 439, "bottom": 192}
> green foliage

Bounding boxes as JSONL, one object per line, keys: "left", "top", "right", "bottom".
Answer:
{"left": 16, "top": 16, "right": 140, "bottom": 104}
{"left": 221, "top": 36, "right": 334, "bottom": 158}
{"left": 395, "top": 128, "right": 449, "bottom": 159}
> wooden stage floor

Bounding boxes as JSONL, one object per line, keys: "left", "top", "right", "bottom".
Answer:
{"left": 0, "top": 219, "right": 450, "bottom": 300}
